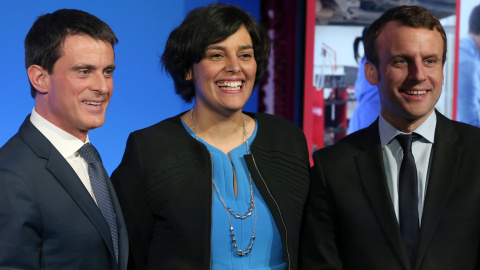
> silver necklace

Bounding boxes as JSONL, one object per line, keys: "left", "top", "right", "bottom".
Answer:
{"left": 190, "top": 109, "right": 257, "bottom": 256}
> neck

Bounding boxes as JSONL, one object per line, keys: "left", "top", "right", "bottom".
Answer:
{"left": 34, "top": 104, "right": 89, "bottom": 142}
{"left": 186, "top": 106, "right": 247, "bottom": 154}
{"left": 381, "top": 110, "right": 434, "bottom": 133}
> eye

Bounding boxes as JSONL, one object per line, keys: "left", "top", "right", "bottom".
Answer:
{"left": 239, "top": 53, "right": 253, "bottom": 61}
{"left": 79, "top": 69, "right": 90, "bottom": 75}
{"left": 104, "top": 69, "right": 114, "bottom": 76}
{"left": 424, "top": 58, "right": 437, "bottom": 66}
{"left": 392, "top": 58, "right": 408, "bottom": 67}
{"left": 209, "top": 53, "right": 224, "bottom": 60}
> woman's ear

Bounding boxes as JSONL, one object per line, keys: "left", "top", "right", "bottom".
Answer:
{"left": 27, "top": 65, "right": 50, "bottom": 94}
{"left": 185, "top": 69, "right": 193, "bottom": 81}
{"left": 364, "top": 61, "right": 379, "bottom": 85}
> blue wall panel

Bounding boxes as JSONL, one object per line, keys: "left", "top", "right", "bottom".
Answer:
{"left": 0, "top": 0, "right": 260, "bottom": 173}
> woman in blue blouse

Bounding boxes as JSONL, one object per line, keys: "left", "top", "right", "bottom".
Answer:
{"left": 111, "top": 4, "right": 310, "bottom": 269}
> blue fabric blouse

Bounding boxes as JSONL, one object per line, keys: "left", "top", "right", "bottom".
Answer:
{"left": 181, "top": 118, "right": 285, "bottom": 270}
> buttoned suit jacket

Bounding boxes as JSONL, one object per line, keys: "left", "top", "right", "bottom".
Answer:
{"left": 0, "top": 116, "right": 128, "bottom": 270}
{"left": 300, "top": 111, "right": 480, "bottom": 270}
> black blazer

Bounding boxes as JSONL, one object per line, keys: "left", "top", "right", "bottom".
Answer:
{"left": 111, "top": 112, "right": 310, "bottom": 270}
{"left": 301, "top": 111, "right": 480, "bottom": 270}
{"left": 0, "top": 116, "right": 129, "bottom": 270}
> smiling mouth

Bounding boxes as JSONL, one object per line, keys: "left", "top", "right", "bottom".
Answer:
{"left": 83, "top": 101, "right": 102, "bottom": 106}
{"left": 216, "top": 81, "right": 243, "bottom": 91}
{"left": 404, "top": 90, "right": 427, "bottom": 96}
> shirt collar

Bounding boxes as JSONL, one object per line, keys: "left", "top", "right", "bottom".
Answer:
{"left": 379, "top": 111, "right": 436, "bottom": 149}
{"left": 30, "top": 108, "right": 89, "bottom": 158}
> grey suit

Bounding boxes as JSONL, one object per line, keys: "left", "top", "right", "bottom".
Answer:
{"left": 301, "top": 111, "right": 480, "bottom": 270}
{"left": 0, "top": 116, "right": 128, "bottom": 270}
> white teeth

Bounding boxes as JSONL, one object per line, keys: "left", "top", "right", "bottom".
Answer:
{"left": 216, "top": 81, "right": 243, "bottom": 90}
{"left": 83, "top": 101, "right": 101, "bottom": 105}
{"left": 406, "top": 90, "right": 426, "bottom": 95}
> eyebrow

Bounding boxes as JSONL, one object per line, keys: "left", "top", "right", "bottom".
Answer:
{"left": 104, "top": 64, "right": 116, "bottom": 71}
{"left": 206, "top": 45, "right": 254, "bottom": 51}
{"left": 72, "top": 64, "right": 96, "bottom": 71}
{"left": 71, "top": 64, "right": 116, "bottom": 71}
{"left": 391, "top": 53, "right": 441, "bottom": 60}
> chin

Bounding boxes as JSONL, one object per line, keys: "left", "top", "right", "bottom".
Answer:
{"left": 224, "top": 106, "right": 245, "bottom": 113}
{"left": 85, "top": 119, "right": 106, "bottom": 130}
{"left": 222, "top": 100, "right": 248, "bottom": 110}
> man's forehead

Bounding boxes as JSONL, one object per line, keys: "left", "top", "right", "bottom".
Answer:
{"left": 376, "top": 22, "right": 444, "bottom": 51}
{"left": 60, "top": 34, "right": 114, "bottom": 52}
{"left": 54, "top": 34, "right": 115, "bottom": 69}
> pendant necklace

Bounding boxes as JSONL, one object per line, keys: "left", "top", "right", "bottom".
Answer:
{"left": 190, "top": 109, "right": 257, "bottom": 256}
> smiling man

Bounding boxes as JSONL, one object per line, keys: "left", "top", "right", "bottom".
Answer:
{"left": 0, "top": 9, "right": 128, "bottom": 270}
{"left": 301, "top": 5, "right": 480, "bottom": 270}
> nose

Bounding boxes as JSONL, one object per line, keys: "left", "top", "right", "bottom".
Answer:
{"left": 408, "top": 61, "right": 426, "bottom": 82}
{"left": 93, "top": 73, "right": 110, "bottom": 94}
{"left": 224, "top": 56, "right": 241, "bottom": 74}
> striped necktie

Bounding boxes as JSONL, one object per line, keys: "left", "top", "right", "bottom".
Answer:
{"left": 78, "top": 142, "right": 118, "bottom": 262}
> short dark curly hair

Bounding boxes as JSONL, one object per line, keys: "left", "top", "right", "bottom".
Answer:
{"left": 25, "top": 9, "right": 118, "bottom": 98}
{"left": 364, "top": 5, "right": 447, "bottom": 68}
{"left": 161, "top": 3, "right": 271, "bottom": 102}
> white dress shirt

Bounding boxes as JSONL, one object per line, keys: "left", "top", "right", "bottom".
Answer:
{"left": 379, "top": 112, "right": 436, "bottom": 225}
{"left": 30, "top": 108, "right": 97, "bottom": 203}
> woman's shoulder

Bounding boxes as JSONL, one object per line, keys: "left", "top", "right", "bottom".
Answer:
{"left": 132, "top": 112, "right": 185, "bottom": 138}
{"left": 123, "top": 112, "right": 196, "bottom": 153}
{"left": 247, "top": 112, "right": 308, "bottom": 156}
{"left": 250, "top": 112, "right": 304, "bottom": 137}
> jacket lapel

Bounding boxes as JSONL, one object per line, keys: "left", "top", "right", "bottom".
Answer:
{"left": 356, "top": 121, "right": 411, "bottom": 270}
{"left": 414, "top": 112, "right": 461, "bottom": 269}
{"left": 19, "top": 117, "right": 118, "bottom": 265}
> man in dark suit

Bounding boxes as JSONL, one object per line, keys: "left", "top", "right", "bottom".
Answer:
{"left": 301, "top": 5, "right": 480, "bottom": 270}
{"left": 0, "top": 9, "right": 128, "bottom": 269}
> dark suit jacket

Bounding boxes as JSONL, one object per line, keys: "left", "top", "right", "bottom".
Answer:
{"left": 0, "top": 116, "right": 128, "bottom": 270}
{"left": 301, "top": 111, "right": 480, "bottom": 270}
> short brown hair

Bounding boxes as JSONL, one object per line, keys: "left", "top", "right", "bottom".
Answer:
{"left": 364, "top": 5, "right": 447, "bottom": 67}
{"left": 25, "top": 9, "right": 118, "bottom": 98}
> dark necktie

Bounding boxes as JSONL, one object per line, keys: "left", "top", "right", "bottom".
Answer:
{"left": 78, "top": 143, "right": 118, "bottom": 262}
{"left": 396, "top": 134, "right": 419, "bottom": 264}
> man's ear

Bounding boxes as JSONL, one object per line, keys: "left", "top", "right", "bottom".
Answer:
{"left": 185, "top": 69, "right": 193, "bottom": 81}
{"left": 364, "top": 61, "right": 379, "bottom": 85}
{"left": 27, "top": 65, "right": 49, "bottom": 94}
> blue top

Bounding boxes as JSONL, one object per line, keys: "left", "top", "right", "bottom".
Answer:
{"left": 348, "top": 57, "right": 381, "bottom": 134}
{"left": 457, "top": 36, "right": 480, "bottom": 127}
{"left": 181, "top": 118, "right": 285, "bottom": 270}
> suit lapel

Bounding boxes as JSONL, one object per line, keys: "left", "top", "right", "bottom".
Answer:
{"left": 19, "top": 117, "right": 118, "bottom": 265}
{"left": 414, "top": 112, "right": 461, "bottom": 269}
{"left": 356, "top": 122, "right": 411, "bottom": 270}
